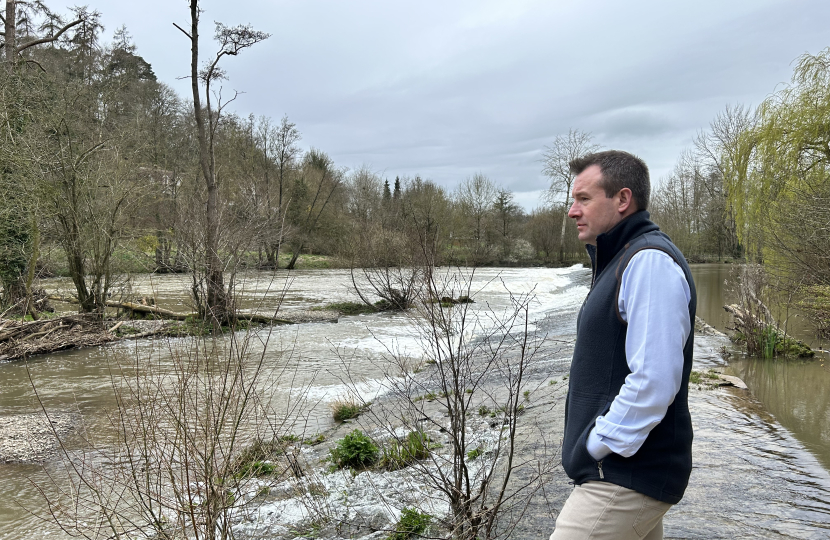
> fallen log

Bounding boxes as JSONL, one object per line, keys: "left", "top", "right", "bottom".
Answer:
{"left": 49, "top": 296, "right": 196, "bottom": 321}
{"left": 49, "top": 296, "right": 300, "bottom": 326}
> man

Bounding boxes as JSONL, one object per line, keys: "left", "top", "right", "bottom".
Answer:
{"left": 551, "top": 151, "right": 696, "bottom": 540}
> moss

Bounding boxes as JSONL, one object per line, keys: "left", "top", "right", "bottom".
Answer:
{"left": 304, "top": 434, "right": 326, "bottom": 446}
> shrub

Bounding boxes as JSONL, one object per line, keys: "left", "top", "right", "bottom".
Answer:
{"left": 389, "top": 507, "right": 431, "bottom": 540}
{"left": 330, "top": 430, "right": 379, "bottom": 470}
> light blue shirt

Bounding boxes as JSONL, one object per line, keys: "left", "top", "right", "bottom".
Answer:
{"left": 586, "top": 249, "right": 692, "bottom": 461}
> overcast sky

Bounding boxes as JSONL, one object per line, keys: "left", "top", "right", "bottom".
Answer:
{"left": 50, "top": 0, "right": 829, "bottom": 210}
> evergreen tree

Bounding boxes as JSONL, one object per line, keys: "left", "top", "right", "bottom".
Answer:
{"left": 393, "top": 176, "right": 402, "bottom": 199}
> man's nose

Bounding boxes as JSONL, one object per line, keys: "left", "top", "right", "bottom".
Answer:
{"left": 568, "top": 201, "right": 578, "bottom": 218}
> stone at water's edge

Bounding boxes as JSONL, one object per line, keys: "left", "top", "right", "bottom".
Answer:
{"left": 716, "top": 374, "right": 748, "bottom": 389}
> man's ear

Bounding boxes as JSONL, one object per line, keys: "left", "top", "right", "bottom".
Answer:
{"left": 617, "top": 187, "right": 633, "bottom": 214}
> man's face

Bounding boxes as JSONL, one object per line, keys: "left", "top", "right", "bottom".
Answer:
{"left": 567, "top": 165, "right": 626, "bottom": 245}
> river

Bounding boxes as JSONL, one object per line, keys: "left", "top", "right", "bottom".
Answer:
{"left": 0, "top": 264, "right": 828, "bottom": 538}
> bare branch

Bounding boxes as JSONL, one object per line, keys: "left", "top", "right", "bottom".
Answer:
{"left": 172, "top": 21, "right": 191, "bottom": 39}
{"left": 15, "top": 18, "right": 82, "bottom": 53}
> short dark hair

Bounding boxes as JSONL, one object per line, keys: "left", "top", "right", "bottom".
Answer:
{"left": 568, "top": 150, "right": 650, "bottom": 211}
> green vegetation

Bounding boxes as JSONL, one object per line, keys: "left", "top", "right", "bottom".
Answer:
{"left": 330, "top": 397, "right": 366, "bottom": 422}
{"left": 757, "top": 327, "right": 814, "bottom": 358}
{"left": 330, "top": 430, "right": 379, "bottom": 470}
{"left": 230, "top": 437, "right": 291, "bottom": 478}
{"left": 389, "top": 508, "right": 431, "bottom": 540}
{"left": 234, "top": 461, "right": 277, "bottom": 479}
{"left": 689, "top": 369, "right": 723, "bottom": 389}
{"left": 304, "top": 434, "right": 326, "bottom": 446}
{"left": 381, "top": 431, "right": 434, "bottom": 471}
{"left": 466, "top": 447, "right": 483, "bottom": 461}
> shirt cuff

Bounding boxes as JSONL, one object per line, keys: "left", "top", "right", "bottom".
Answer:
{"left": 586, "top": 427, "right": 613, "bottom": 461}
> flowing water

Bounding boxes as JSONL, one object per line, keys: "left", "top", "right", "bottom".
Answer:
{"left": 0, "top": 264, "right": 828, "bottom": 538}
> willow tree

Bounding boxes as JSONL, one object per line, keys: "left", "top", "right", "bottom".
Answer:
{"left": 747, "top": 48, "right": 830, "bottom": 287}
{"left": 175, "top": 1, "right": 268, "bottom": 326}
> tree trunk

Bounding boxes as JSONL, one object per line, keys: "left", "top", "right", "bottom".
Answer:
{"left": 4, "top": 1, "right": 16, "bottom": 67}
{"left": 558, "top": 197, "right": 569, "bottom": 264}
{"left": 286, "top": 245, "right": 302, "bottom": 270}
{"left": 188, "top": 0, "right": 228, "bottom": 327}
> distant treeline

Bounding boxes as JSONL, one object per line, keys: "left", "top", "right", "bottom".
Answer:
{"left": 1, "top": 2, "right": 828, "bottom": 330}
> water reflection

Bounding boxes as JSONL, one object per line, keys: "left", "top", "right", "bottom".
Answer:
{"left": 690, "top": 264, "right": 830, "bottom": 471}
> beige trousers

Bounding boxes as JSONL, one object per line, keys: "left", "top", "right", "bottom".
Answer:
{"left": 550, "top": 481, "right": 672, "bottom": 540}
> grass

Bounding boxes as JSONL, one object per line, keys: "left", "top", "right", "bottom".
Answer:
{"left": 389, "top": 508, "right": 431, "bottom": 540}
{"left": 230, "top": 437, "right": 293, "bottom": 478}
{"left": 330, "top": 429, "right": 379, "bottom": 470}
{"left": 689, "top": 369, "right": 723, "bottom": 388}
{"left": 330, "top": 397, "right": 366, "bottom": 422}
{"left": 381, "top": 431, "right": 434, "bottom": 471}
{"left": 304, "top": 434, "right": 326, "bottom": 446}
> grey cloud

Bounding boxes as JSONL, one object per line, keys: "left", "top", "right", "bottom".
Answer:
{"left": 48, "top": 0, "right": 830, "bottom": 207}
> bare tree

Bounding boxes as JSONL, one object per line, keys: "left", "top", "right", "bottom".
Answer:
{"left": 694, "top": 104, "right": 756, "bottom": 260}
{"left": 456, "top": 173, "right": 498, "bottom": 265}
{"left": 174, "top": 1, "right": 269, "bottom": 326}
{"left": 32, "top": 327, "right": 310, "bottom": 540}
{"left": 341, "top": 267, "right": 558, "bottom": 539}
{"left": 259, "top": 115, "right": 301, "bottom": 268}
{"left": 541, "top": 129, "right": 600, "bottom": 263}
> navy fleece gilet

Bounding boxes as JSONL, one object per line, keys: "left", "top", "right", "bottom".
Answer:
{"left": 561, "top": 211, "right": 697, "bottom": 505}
